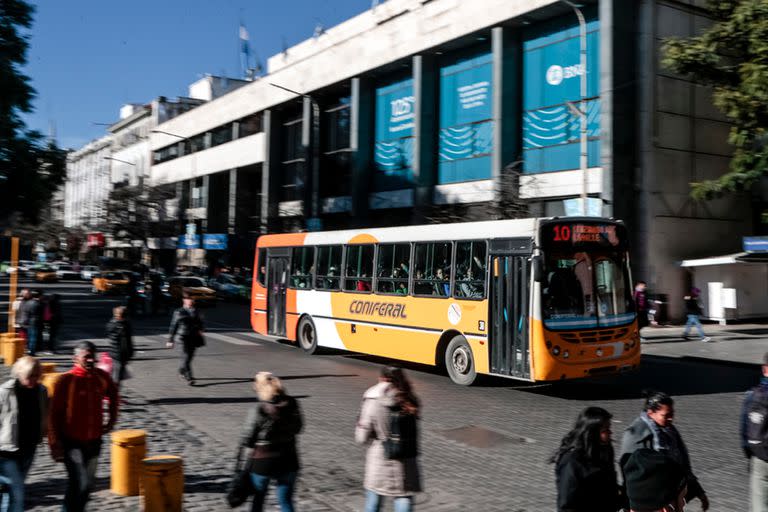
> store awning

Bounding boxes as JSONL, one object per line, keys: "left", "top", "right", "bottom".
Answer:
{"left": 680, "top": 252, "right": 768, "bottom": 267}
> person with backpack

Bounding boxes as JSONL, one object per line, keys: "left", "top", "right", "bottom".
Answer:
{"left": 551, "top": 407, "right": 622, "bottom": 512}
{"left": 106, "top": 306, "right": 134, "bottom": 389}
{"left": 740, "top": 352, "right": 768, "bottom": 511}
{"left": 237, "top": 372, "right": 303, "bottom": 512}
{"left": 355, "top": 366, "right": 422, "bottom": 512}
{"left": 620, "top": 391, "right": 709, "bottom": 511}
{"left": 166, "top": 294, "right": 205, "bottom": 385}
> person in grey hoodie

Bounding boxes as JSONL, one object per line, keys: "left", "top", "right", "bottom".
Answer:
{"left": 620, "top": 390, "right": 709, "bottom": 511}
{"left": 355, "top": 366, "right": 422, "bottom": 512}
{"left": 0, "top": 357, "right": 49, "bottom": 512}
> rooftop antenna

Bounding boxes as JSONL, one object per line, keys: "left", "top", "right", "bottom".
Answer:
{"left": 282, "top": 36, "right": 288, "bottom": 57}
{"left": 239, "top": 21, "right": 251, "bottom": 80}
{"left": 313, "top": 19, "right": 325, "bottom": 38}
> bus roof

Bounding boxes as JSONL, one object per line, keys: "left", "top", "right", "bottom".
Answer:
{"left": 257, "top": 217, "right": 545, "bottom": 247}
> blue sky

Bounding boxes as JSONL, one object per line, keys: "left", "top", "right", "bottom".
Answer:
{"left": 22, "top": 0, "right": 370, "bottom": 149}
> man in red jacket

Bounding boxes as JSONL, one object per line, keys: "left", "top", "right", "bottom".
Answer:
{"left": 49, "top": 341, "right": 118, "bottom": 512}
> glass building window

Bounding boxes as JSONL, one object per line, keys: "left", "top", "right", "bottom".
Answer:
{"left": 315, "top": 245, "right": 342, "bottom": 290}
{"left": 281, "top": 116, "right": 305, "bottom": 202}
{"left": 413, "top": 242, "right": 452, "bottom": 297}
{"left": 210, "top": 124, "right": 233, "bottom": 147}
{"left": 290, "top": 247, "right": 314, "bottom": 289}
{"left": 321, "top": 97, "right": 352, "bottom": 198}
{"left": 189, "top": 134, "right": 206, "bottom": 153}
{"left": 344, "top": 245, "right": 374, "bottom": 292}
{"left": 454, "top": 241, "right": 486, "bottom": 299}
{"left": 376, "top": 244, "right": 410, "bottom": 295}
{"left": 239, "top": 113, "right": 263, "bottom": 138}
{"left": 438, "top": 49, "right": 493, "bottom": 184}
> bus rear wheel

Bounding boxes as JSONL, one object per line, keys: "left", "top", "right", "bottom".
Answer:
{"left": 445, "top": 335, "right": 476, "bottom": 386}
{"left": 297, "top": 316, "right": 319, "bottom": 354}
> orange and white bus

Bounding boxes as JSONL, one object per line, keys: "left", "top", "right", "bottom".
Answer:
{"left": 250, "top": 217, "right": 640, "bottom": 385}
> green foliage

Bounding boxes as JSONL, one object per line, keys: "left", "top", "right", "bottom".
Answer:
{"left": 0, "top": 0, "right": 67, "bottom": 226}
{"left": 662, "top": 0, "right": 768, "bottom": 204}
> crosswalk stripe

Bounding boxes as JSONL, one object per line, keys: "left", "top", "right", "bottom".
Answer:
{"left": 204, "top": 332, "right": 261, "bottom": 346}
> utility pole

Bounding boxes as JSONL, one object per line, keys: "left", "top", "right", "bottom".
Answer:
{"left": 561, "top": 0, "right": 589, "bottom": 216}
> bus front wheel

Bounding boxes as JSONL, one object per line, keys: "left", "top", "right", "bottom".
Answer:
{"left": 297, "top": 316, "right": 319, "bottom": 354}
{"left": 445, "top": 336, "right": 476, "bottom": 386}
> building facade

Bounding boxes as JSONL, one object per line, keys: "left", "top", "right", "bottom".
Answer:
{"left": 64, "top": 136, "right": 112, "bottom": 230}
{"left": 146, "top": 0, "right": 756, "bottom": 317}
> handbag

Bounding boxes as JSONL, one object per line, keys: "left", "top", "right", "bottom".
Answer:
{"left": 226, "top": 448, "right": 253, "bottom": 508}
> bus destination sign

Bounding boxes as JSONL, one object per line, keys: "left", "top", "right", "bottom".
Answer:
{"left": 546, "top": 222, "right": 625, "bottom": 248}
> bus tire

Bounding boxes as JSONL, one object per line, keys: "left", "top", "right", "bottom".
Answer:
{"left": 445, "top": 335, "right": 476, "bottom": 386}
{"left": 297, "top": 316, "right": 319, "bottom": 354}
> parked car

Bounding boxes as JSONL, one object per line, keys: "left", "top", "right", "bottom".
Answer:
{"left": 92, "top": 270, "right": 130, "bottom": 294}
{"left": 34, "top": 266, "right": 58, "bottom": 283}
{"left": 55, "top": 264, "right": 80, "bottom": 280}
{"left": 167, "top": 276, "right": 217, "bottom": 306}
{"left": 80, "top": 265, "right": 99, "bottom": 280}
{"left": 208, "top": 273, "right": 248, "bottom": 301}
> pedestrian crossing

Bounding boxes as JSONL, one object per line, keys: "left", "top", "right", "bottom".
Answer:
{"left": 203, "top": 331, "right": 262, "bottom": 346}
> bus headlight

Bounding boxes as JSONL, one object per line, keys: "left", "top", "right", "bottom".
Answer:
{"left": 563, "top": 350, "right": 570, "bottom": 359}
{"left": 552, "top": 346, "right": 561, "bottom": 356}
{"left": 596, "top": 348, "right": 604, "bottom": 357}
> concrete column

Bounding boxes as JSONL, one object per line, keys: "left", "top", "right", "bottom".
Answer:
{"left": 261, "top": 109, "right": 282, "bottom": 234}
{"left": 201, "top": 174, "right": 210, "bottom": 232}
{"left": 413, "top": 54, "right": 438, "bottom": 217}
{"left": 350, "top": 77, "right": 373, "bottom": 223}
{"left": 228, "top": 168, "right": 237, "bottom": 235}
{"left": 492, "top": 26, "right": 522, "bottom": 203}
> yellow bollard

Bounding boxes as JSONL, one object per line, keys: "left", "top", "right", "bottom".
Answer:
{"left": 3, "top": 337, "right": 24, "bottom": 366}
{"left": 141, "top": 455, "right": 183, "bottom": 512}
{"left": 111, "top": 430, "right": 147, "bottom": 496}
{"left": 41, "top": 371, "right": 65, "bottom": 398}
{"left": 40, "top": 362, "right": 57, "bottom": 375}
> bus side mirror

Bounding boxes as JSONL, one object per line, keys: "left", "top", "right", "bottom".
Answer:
{"left": 532, "top": 256, "right": 543, "bottom": 282}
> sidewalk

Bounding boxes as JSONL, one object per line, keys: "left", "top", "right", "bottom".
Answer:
{"left": 15, "top": 357, "right": 338, "bottom": 512}
{"left": 641, "top": 322, "right": 768, "bottom": 366}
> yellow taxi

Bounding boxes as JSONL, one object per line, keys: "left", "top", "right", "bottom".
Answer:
{"left": 34, "top": 266, "right": 58, "bottom": 283}
{"left": 167, "top": 276, "right": 217, "bottom": 306}
{"left": 92, "top": 270, "right": 130, "bottom": 294}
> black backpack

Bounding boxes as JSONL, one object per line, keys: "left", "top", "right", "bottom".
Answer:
{"left": 383, "top": 405, "right": 418, "bottom": 460}
{"left": 746, "top": 387, "right": 768, "bottom": 461}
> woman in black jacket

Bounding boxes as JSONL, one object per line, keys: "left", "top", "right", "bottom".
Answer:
{"left": 552, "top": 407, "right": 622, "bottom": 512}
{"left": 106, "top": 305, "right": 134, "bottom": 387}
{"left": 239, "top": 372, "right": 303, "bottom": 512}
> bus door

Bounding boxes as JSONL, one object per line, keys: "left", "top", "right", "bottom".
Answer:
{"left": 267, "top": 248, "right": 290, "bottom": 337}
{"left": 489, "top": 239, "right": 532, "bottom": 379}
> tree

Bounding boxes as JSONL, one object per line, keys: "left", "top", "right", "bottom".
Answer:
{"left": 101, "top": 181, "right": 177, "bottom": 257}
{"left": 663, "top": 1, "right": 768, "bottom": 207}
{"left": 0, "top": 1, "right": 67, "bottom": 227}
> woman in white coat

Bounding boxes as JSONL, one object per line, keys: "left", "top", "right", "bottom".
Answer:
{"left": 355, "top": 366, "right": 422, "bottom": 512}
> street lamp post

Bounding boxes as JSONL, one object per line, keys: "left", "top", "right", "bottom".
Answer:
{"left": 269, "top": 83, "right": 321, "bottom": 230}
{"left": 560, "top": 0, "right": 588, "bottom": 216}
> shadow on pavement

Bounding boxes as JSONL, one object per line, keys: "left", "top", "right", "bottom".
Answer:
{"left": 280, "top": 373, "right": 359, "bottom": 380}
{"left": 183, "top": 473, "right": 230, "bottom": 495}
{"left": 519, "top": 355, "right": 756, "bottom": 401}
{"left": 148, "top": 395, "right": 311, "bottom": 406}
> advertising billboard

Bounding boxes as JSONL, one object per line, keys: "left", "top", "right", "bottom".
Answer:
{"left": 523, "top": 16, "right": 600, "bottom": 174}
{"left": 438, "top": 50, "right": 493, "bottom": 184}
{"left": 374, "top": 77, "right": 415, "bottom": 191}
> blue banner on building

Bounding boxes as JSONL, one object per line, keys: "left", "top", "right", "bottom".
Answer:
{"left": 203, "top": 234, "right": 228, "bottom": 250}
{"left": 523, "top": 15, "right": 600, "bottom": 174}
{"left": 177, "top": 234, "right": 200, "bottom": 249}
{"left": 374, "top": 77, "right": 415, "bottom": 191}
{"left": 438, "top": 51, "right": 493, "bottom": 184}
{"left": 744, "top": 236, "right": 768, "bottom": 252}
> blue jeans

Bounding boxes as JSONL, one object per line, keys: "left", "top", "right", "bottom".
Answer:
{"left": 62, "top": 440, "right": 101, "bottom": 512}
{"left": 0, "top": 452, "right": 35, "bottom": 512}
{"left": 364, "top": 490, "right": 413, "bottom": 512}
{"left": 250, "top": 471, "right": 297, "bottom": 512}
{"left": 26, "top": 326, "right": 39, "bottom": 356}
{"left": 683, "top": 314, "right": 705, "bottom": 338}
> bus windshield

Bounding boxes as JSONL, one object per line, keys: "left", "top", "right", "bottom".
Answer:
{"left": 540, "top": 222, "right": 635, "bottom": 330}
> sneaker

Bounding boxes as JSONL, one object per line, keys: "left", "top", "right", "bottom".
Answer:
{"left": 188, "top": 379, "right": 195, "bottom": 386}
{"left": 701, "top": 336, "right": 712, "bottom": 343}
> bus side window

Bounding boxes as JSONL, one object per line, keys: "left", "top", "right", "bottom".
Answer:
{"left": 315, "top": 245, "right": 342, "bottom": 290}
{"left": 256, "top": 249, "right": 267, "bottom": 287}
{"left": 454, "top": 241, "right": 486, "bottom": 299}
{"left": 413, "top": 242, "right": 452, "bottom": 297}
{"left": 344, "top": 245, "right": 373, "bottom": 292}
{"left": 290, "top": 247, "right": 314, "bottom": 289}
{"left": 376, "top": 243, "right": 410, "bottom": 295}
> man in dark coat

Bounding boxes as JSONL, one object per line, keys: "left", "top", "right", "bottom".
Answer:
{"left": 19, "top": 291, "right": 43, "bottom": 356}
{"left": 106, "top": 306, "right": 134, "bottom": 388}
{"left": 167, "top": 294, "right": 205, "bottom": 385}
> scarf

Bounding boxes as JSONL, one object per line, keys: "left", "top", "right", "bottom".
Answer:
{"left": 639, "top": 413, "right": 683, "bottom": 466}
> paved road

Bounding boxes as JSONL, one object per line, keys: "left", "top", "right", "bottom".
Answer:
{"left": 0, "top": 276, "right": 758, "bottom": 510}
